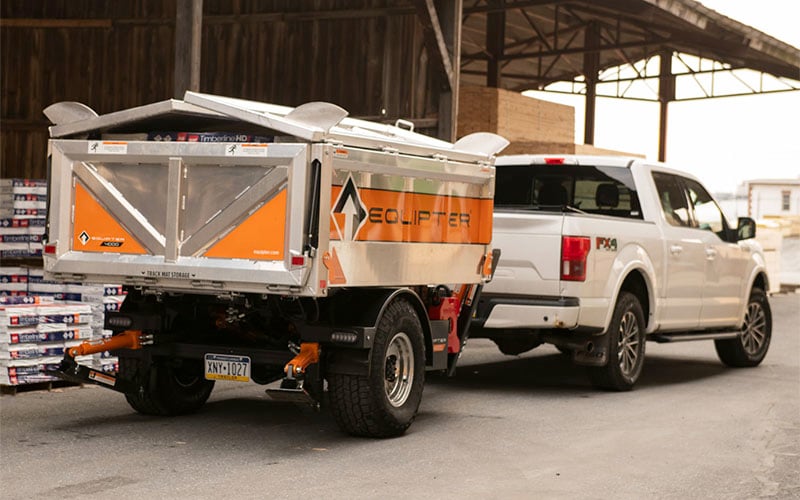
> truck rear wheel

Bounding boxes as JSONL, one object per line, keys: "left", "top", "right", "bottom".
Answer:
{"left": 715, "top": 288, "right": 771, "bottom": 367}
{"left": 588, "top": 292, "right": 646, "bottom": 391}
{"left": 120, "top": 356, "right": 215, "bottom": 416}
{"left": 328, "top": 298, "right": 425, "bottom": 438}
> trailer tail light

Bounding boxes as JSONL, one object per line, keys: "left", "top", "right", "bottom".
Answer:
{"left": 561, "top": 236, "right": 590, "bottom": 281}
{"left": 44, "top": 244, "right": 57, "bottom": 255}
{"left": 291, "top": 255, "right": 305, "bottom": 267}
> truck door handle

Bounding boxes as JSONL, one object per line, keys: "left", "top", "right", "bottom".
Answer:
{"left": 705, "top": 248, "right": 717, "bottom": 260}
{"left": 669, "top": 245, "right": 683, "bottom": 255}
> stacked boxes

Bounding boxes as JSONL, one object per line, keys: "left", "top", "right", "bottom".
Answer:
{"left": 0, "top": 269, "right": 124, "bottom": 383}
{"left": 0, "top": 299, "right": 95, "bottom": 385}
{"left": 0, "top": 179, "right": 46, "bottom": 258}
{"left": 1, "top": 176, "right": 126, "bottom": 385}
{"left": 0, "top": 266, "right": 28, "bottom": 297}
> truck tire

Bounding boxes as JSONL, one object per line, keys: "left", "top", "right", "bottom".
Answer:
{"left": 328, "top": 298, "right": 425, "bottom": 438}
{"left": 120, "top": 356, "right": 215, "bottom": 416}
{"left": 589, "top": 292, "right": 646, "bottom": 391}
{"left": 715, "top": 288, "right": 771, "bottom": 367}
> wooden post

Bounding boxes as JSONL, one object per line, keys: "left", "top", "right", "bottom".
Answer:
{"left": 583, "top": 22, "right": 599, "bottom": 146}
{"left": 174, "top": 0, "right": 203, "bottom": 99}
{"left": 436, "top": 0, "right": 462, "bottom": 142}
{"left": 658, "top": 50, "right": 675, "bottom": 162}
{"left": 486, "top": 0, "right": 505, "bottom": 88}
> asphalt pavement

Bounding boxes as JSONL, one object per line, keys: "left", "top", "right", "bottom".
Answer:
{"left": 1, "top": 294, "right": 798, "bottom": 499}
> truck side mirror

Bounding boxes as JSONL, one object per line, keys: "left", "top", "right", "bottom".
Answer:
{"left": 737, "top": 217, "right": 756, "bottom": 240}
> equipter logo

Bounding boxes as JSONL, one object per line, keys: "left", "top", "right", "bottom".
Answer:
{"left": 79, "top": 231, "right": 90, "bottom": 245}
{"left": 331, "top": 175, "right": 368, "bottom": 241}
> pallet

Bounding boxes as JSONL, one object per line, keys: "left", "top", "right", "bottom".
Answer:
{"left": 1, "top": 380, "right": 82, "bottom": 396}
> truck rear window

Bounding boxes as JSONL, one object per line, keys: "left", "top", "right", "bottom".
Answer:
{"left": 494, "top": 164, "right": 642, "bottom": 219}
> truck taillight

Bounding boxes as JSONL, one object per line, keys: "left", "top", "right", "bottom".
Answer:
{"left": 561, "top": 236, "right": 590, "bottom": 281}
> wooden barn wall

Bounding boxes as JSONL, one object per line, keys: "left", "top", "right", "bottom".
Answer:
{"left": 1, "top": 0, "right": 439, "bottom": 180}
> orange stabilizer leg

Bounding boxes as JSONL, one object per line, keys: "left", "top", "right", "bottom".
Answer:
{"left": 67, "top": 330, "right": 146, "bottom": 358}
{"left": 284, "top": 342, "right": 320, "bottom": 377}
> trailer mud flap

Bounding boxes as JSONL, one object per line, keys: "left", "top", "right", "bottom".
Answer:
{"left": 325, "top": 348, "right": 369, "bottom": 376}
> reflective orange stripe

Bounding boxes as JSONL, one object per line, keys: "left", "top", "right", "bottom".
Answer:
{"left": 330, "top": 186, "right": 493, "bottom": 244}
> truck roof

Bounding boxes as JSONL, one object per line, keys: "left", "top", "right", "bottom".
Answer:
{"left": 496, "top": 154, "right": 636, "bottom": 167}
{"left": 495, "top": 154, "right": 714, "bottom": 188}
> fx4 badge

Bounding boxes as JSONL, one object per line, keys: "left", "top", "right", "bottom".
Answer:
{"left": 596, "top": 237, "right": 617, "bottom": 251}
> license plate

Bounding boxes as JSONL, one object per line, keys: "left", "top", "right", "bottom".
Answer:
{"left": 204, "top": 353, "right": 251, "bottom": 382}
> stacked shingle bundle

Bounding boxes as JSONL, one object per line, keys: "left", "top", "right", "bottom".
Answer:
{"left": 0, "top": 299, "right": 94, "bottom": 385}
{"left": 0, "top": 179, "right": 46, "bottom": 259}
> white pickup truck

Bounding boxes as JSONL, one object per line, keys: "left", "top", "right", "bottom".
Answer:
{"left": 471, "top": 155, "right": 772, "bottom": 390}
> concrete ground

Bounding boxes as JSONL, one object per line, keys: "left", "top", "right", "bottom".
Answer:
{"left": 1, "top": 294, "right": 798, "bottom": 499}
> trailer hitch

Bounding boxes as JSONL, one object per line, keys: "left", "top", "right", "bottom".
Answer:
{"left": 44, "top": 330, "right": 152, "bottom": 393}
{"left": 265, "top": 342, "right": 320, "bottom": 407}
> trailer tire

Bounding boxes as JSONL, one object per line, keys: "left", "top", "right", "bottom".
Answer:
{"left": 120, "top": 356, "right": 214, "bottom": 416}
{"left": 715, "top": 288, "right": 771, "bottom": 367}
{"left": 588, "top": 291, "right": 646, "bottom": 391}
{"left": 328, "top": 298, "right": 425, "bottom": 438}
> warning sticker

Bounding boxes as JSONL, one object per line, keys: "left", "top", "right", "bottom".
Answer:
{"left": 224, "top": 143, "right": 268, "bottom": 157}
{"left": 88, "top": 141, "right": 128, "bottom": 155}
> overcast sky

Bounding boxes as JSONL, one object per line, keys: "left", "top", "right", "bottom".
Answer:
{"left": 524, "top": 0, "right": 800, "bottom": 193}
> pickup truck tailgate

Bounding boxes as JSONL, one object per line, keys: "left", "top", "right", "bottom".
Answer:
{"left": 484, "top": 211, "right": 564, "bottom": 296}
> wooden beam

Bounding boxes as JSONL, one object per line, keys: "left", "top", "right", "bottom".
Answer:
{"left": 0, "top": 18, "right": 112, "bottom": 29}
{"left": 173, "top": 0, "right": 203, "bottom": 99}
{"left": 413, "top": 0, "right": 456, "bottom": 91}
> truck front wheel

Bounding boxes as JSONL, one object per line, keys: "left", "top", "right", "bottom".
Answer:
{"left": 715, "top": 287, "right": 771, "bottom": 367}
{"left": 120, "top": 356, "right": 215, "bottom": 416}
{"left": 328, "top": 298, "right": 425, "bottom": 438}
{"left": 588, "top": 292, "right": 646, "bottom": 391}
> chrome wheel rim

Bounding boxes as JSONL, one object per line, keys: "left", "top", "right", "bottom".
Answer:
{"left": 617, "top": 311, "right": 640, "bottom": 376}
{"left": 741, "top": 301, "right": 767, "bottom": 356}
{"left": 384, "top": 332, "right": 414, "bottom": 407}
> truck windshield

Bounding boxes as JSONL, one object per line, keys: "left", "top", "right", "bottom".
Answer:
{"left": 494, "top": 164, "right": 643, "bottom": 219}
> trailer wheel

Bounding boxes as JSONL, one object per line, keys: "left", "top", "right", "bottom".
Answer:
{"left": 715, "top": 288, "right": 771, "bottom": 367}
{"left": 328, "top": 298, "right": 425, "bottom": 438}
{"left": 588, "top": 291, "right": 646, "bottom": 391}
{"left": 120, "top": 356, "right": 214, "bottom": 416}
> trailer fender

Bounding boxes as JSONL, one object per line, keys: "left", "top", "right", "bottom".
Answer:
{"left": 322, "top": 288, "right": 437, "bottom": 374}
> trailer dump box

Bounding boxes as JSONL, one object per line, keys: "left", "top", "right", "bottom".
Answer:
{"left": 45, "top": 93, "right": 504, "bottom": 297}
{"left": 43, "top": 93, "right": 507, "bottom": 437}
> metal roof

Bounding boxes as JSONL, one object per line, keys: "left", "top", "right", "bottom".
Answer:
{"left": 460, "top": 0, "right": 800, "bottom": 97}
